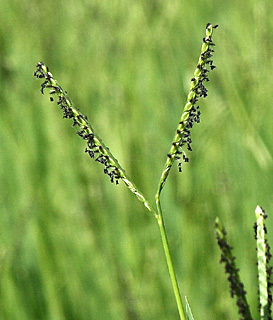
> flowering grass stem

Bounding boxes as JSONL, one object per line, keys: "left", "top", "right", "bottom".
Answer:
{"left": 154, "top": 23, "right": 218, "bottom": 319}
{"left": 34, "top": 23, "right": 218, "bottom": 320}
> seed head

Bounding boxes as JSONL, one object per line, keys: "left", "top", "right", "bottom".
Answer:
{"left": 34, "top": 62, "right": 124, "bottom": 184}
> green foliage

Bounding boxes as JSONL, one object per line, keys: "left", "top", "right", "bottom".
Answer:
{"left": 1, "top": 0, "right": 273, "bottom": 319}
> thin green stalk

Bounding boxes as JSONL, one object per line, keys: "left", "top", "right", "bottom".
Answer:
{"left": 155, "top": 195, "right": 186, "bottom": 320}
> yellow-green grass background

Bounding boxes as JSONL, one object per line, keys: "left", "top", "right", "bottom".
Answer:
{"left": 1, "top": 0, "right": 273, "bottom": 319}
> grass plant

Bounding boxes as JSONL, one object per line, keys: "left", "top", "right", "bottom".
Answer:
{"left": 1, "top": 1, "right": 272, "bottom": 318}
{"left": 34, "top": 23, "right": 218, "bottom": 319}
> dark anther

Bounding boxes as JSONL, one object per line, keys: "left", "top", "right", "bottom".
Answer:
{"left": 178, "top": 162, "right": 182, "bottom": 172}
{"left": 201, "top": 68, "right": 209, "bottom": 75}
{"left": 46, "top": 73, "right": 52, "bottom": 80}
{"left": 76, "top": 114, "right": 85, "bottom": 122}
{"left": 206, "top": 60, "right": 213, "bottom": 66}
{"left": 179, "top": 138, "right": 187, "bottom": 146}
{"left": 40, "top": 82, "right": 47, "bottom": 94}
{"left": 189, "top": 97, "right": 198, "bottom": 104}
{"left": 85, "top": 148, "right": 95, "bottom": 158}
{"left": 183, "top": 130, "right": 190, "bottom": 138}
{"left": 87, "top": 140, "right": 95, "bottom": 149}
{"left": 57, "top": 96, "right": 65, "bottom": 105}
{"left": 95, "top": 155, "right": 103, "bottom": 163}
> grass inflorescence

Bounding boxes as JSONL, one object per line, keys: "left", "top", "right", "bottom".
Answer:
{"left": 34, "top": 62, "right": 124, "bottom": 185}
{"left": 157, "top": 23, "right": 218, "bottom": 195}
{"left": 34, "top": 62, "right": 155, "bottom": 214}
{"left": 215, "top": 217, "right": 253, "bottom": 320}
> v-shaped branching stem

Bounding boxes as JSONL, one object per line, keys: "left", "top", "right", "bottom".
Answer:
{"left": 34, "top": 23, "right": 217, "bottom": 320}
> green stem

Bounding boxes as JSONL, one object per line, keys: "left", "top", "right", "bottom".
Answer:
{"left": 155, "top": 194, "right": 186, "bottom": 320}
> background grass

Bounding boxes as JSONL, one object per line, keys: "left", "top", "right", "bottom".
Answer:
{"left": 0, "top": 0, "right": 273, "bottom": 319}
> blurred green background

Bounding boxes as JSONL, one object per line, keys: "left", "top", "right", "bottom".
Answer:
{"left": 0, "top": 0, "right": 273, "bottom": 319}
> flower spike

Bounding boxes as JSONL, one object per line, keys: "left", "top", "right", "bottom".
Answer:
{"left": 157, "top": 23, "right": 218, "bottom": 196}
{"left": 34, "top": 62, "right": 124, "bottom": 184}
{"left": 215, "top": 217, "right": 253, "bottom": 320}
{"left": 34, "top": 62, "right": 155, "bottom": 214}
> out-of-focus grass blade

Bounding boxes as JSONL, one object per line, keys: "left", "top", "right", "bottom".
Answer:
{"left": 185, "top": 296, "right": 195, "bottom": 320}
{"left": 255, "top": 205, "right": 272, "bottom": 320}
